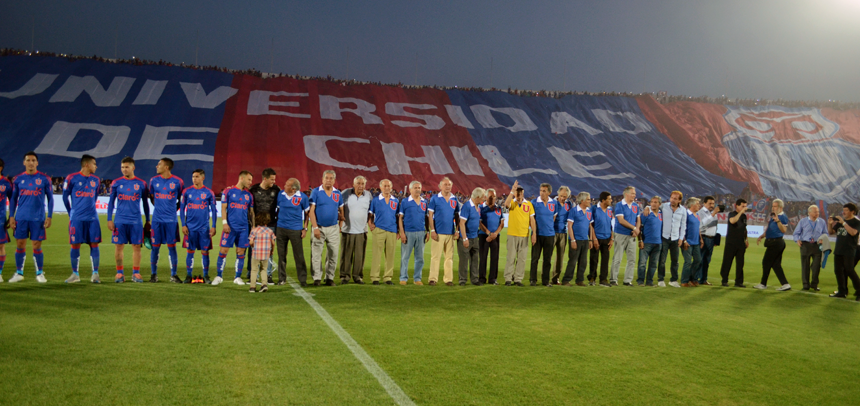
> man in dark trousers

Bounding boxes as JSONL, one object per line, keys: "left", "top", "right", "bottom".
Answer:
{"left": 247, "top": 168, "right": 280, "bottom": 284}
{"left": 829, "top": 203, "right": 860, "bottom": 300}
{"left": 720, "top": 199, "right": 749, "bottom": 287}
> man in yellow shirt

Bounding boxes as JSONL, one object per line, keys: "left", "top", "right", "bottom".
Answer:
{"left": 504, "top": 180, "right": 537, "bottom": 286}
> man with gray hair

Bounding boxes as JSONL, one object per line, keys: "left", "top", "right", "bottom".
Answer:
{"left": 368, "top": 179, "right": 400, "bottom": 285}
{"left": 530, "top": 183, "right": 558, "bottom": 287}
{"left": 680, "top": 197, "right": 702, "bottom": 286}
{"left": 551, "top": 186, "right": 572, "bottom": 284}
{"left": 793, "top": 204, "right": 828, "bottom": 291}
{"left": 458, "top": 188, "right": 486, "bottom": 285}
{"left": 428, "top": 177, "right": 460, "bottom": 286}
{"left": 309, "top": 170, "right": 344, "bottom": 286}
{"left": 564, "top": 191, "right": 595, "bottom": 286}
{"left": 479, "top": 188, "right": 504, "bottom": 284}
{"left": 275, "top": 178, "right": 309, "bottom": 286}
{"left": 611, "top": 186, "right": 641, "bottom": 286}
{"left": 339, "top": 175, "right": 372, "bottom": 284}
{"left": 697, "top": 196, "right": 721, "bottom": 285}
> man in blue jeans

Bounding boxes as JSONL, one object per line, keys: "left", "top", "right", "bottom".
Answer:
{"left": 659, "top": 191, "right": 686, "bottom": 287}
{"left": 638, "top": 196, "right": 663, "bottom": 286}
{"left": 398, "top": 181, "right": 429, "bottom": 285}
{"left": 697, "top": 196, "right": 720, "bottom": 285}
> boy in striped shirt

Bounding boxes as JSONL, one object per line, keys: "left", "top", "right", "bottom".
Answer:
{"left": 248, "top": 213, "right": 276, "bottom": 293}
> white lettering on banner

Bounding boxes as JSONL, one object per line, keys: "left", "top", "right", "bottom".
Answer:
{"left": 303, "top": 135, "right": 379, "bottom": 171}
{"left": 470, "top": 105, "right": 538, "bottom": 132}
{"left": 444, "top": 105, "right": 475, "bottom": 129}
{"left": 319, "top": 95, "right": 383, "bottom": 124}
{"left": 550, "top": 111, "right": 601, "bottom": 135}
{"left": 477, "top": 145, "right": 558, "bottom": 177}
{"left": 48, "top": 75, "right": 136, "bottom": 107}
{"left": 546, "top": 146, "right": 634, "bottom": 179}
{"left": 179, "top": 82, "right": 238, "bottom": 109}
{"left": 35, "top": 121, "right": 130, "bottom": 158}
{"left": 385, "top": 103, "right": 445, "bottom": 130}
{"left": 132, "top": 80, "right": 168, "bottom": 105}
{"left": 380, "top": 142, "right": 453, "bottom": 175}
{"left": 448, "top": 146, "right": 484, "bottom": 176}
{"left": 591, "top": 109, "right": 653, "bottom": 134}
{"left": 0, "top": 73, "right": 59, "bottom": 99}
{"left": 247, "top": 91, "right": 310, "bottom": 117}
{"left": 133, "top": 125, "right": 218, "bottom": 161}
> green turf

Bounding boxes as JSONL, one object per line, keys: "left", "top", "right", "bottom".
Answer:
{"left": 1, "top": 215, "right": 858, "bottom": 405}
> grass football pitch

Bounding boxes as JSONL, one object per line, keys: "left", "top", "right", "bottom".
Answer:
{"left": 1, "top": 215, "right": 859, "bottom": 405}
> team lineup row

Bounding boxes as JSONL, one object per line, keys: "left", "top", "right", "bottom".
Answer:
{"left": 1, "top": 151, "right": 859, "bottom": 299}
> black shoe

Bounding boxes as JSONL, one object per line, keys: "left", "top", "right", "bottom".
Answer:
{"left": 814, "top": 287, "right": 820, "bottom": 291}
{"left": 801, "top": 287, "right": 810, "bottom": 291}
{"left": 169, "top": 275, "right": 181, "bottom": 283}
{"left": 372, "top": 281, "right": 380, "bottom": 285}
{"left": 504, "top": 281, "right": 512, "bottom": 286}
{"left": 514, "top": 282, "right": 524, "bottom": 287}
{"left": 203, "top": 275, "right": 211, "bottom": 284}
{"left": 340, "top": 279, "right": 350, "bottom": 285}
{"left": 300, "top": 282, "right": 307, "bottom": 287}
{"left": 530, "top": 281, "right": 537, "bottom": 286}
{"left": 623, "top": 282, "right": 633, "bottom": 286}
{"left": 277, "top": 280, "right": 286, "bottom": 286}
{"left": 545, "top": 284, "right": 552, "bottom": 287}
{"left": 268, "top": 276, "right": 274, "bottom": 284}
{"left": 609, "top": 281, "right": 618, "bottom": 286}
{"left": 249, "top": 287, "right": 256, "bottom": 293}
{"left": 313, "top": 280, "right": 321, "bottom": 286}
{"left": 385, "top": 281, "right": 393, "bottom": 285}
{"left": 473, "top": 282, "right": 483, "bottom": 286}
{"left": 721, "top": 282, "right": 729, "bottom": 287}
{"left": 459, "top": 281, "right": 466, "bottom": 286}
{"left": 260, "top": 285, "right": 268, "bottom": 293}
{"left": 830, "top": 293, "right": 846, "bottom": 298}
{"left": 734, "top": 284, "right": 746, "bottom": 288}
{"left": 325, "top": 279, "right": 335, "bottom": 286}
{"left": 183, "top": 275, "right": 193, "bottom": 284}
{"left": 148, "top": 274, "right": 158, "bottom": 283}
{"left": 492, "top": 281, "right": 499, "bottom": 285}
{"left": 599, "top": 281, "right": 611, "bottom": 287}
{"left": 354, "top": 278, "right": 365, "bottom": 285}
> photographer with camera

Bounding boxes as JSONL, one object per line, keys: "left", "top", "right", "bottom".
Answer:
{"left": 720, "top": 199, "right": 749, "bottom": 287}
{"left": 828, "top": 203, "right": 860, "bottom": 300}
{"left": 754, "top": 199, "right": 791, "bottom": 291}
{"left": 792, "top": 205, "right": 828, "bottom": 291}
{"left": 697, "top": 196, "right": 721, "bottom": 285}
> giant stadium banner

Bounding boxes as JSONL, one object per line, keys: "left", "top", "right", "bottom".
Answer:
{"left": 3, "top": 55, "right": 860, "bottom": 202}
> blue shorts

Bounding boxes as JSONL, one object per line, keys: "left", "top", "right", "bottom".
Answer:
{"left": 219, "top": 229, "right": 250, "bottom": 249}
{"left": 14, "top": 220, "right": 47, "bottom": 241}
{"left": 183, "top": 229, "right": 213, "bottom": 251}
{"left": 0, "top": 221, "right": 9, "bottom": 244}
{"left": 112, "top": 223, "right": 144, "bottom": 245}
{"left": 151, "top": 221, "right": 179, "bottom": 246}
{"left": 70, "top": 219, "right": 102, "bottom": 245}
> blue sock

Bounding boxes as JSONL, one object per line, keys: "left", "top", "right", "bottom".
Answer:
{"left": 202, "top": 252, "right": 210, "bottom": 277}
{"left": 15, "top": 249, "right": 25, "bottom": 275}
{"left": 168, "top": 245, "right": 178, "bottom": 276}
{"left": 70, "top": 247, "right": 81, "bottom": 274}
{"left": 0, "top": 255, "right": 5, "bottom": 276}
{"left": 150, "top": 244, "right": 160, "bottom": 275}
{"left": 116, "top": 266, "right": 124, "bottom": 275}
{"left": 186, "top": 250, "right": 194, "bottom": 277}
{"left": 235, "top": 254, "right": 245, "bottom": 279}
{"left": 33, "top": 249, "right": 44, "bottom": 275}
{"left": 90, "top": 245, "right": 100, "bottom": 273}
{"left": 217, "top": 253, "right": 226, "bottom": 277}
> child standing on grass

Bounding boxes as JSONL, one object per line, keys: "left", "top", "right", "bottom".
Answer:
{"left": 248, "top": 213, "right": 276, "bottom": 293}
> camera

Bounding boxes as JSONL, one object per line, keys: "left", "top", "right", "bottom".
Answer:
{"left": 717, "top": 204, "right": 726, "bottom": 213}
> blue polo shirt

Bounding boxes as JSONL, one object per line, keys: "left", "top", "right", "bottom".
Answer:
{"left": 458, "top": 199, "right": 482, "bottom": 239}
{"left": 479, "top": 204, "right": 503, "bottom": 236}
{"left": 398, "top": 195, "right": 427, "bottom": 233}
{"left": 765, "top": 213, "right": 789, "bottom": 239}
{"left": 567, "top": 205, "right": 593, "bottom": 241}
{"left": 641, "top": 210, "right": 663, "bottom": 245}
{"left": 685, "top": 210, "right": 701, "bottom": 246}
{"left": 276, "top": 191, "right": 310, "bottom": 230}
{"left": 614, "top": 200, "right": 640, "bottom": 236}
{"left": 370, "top": 194, "right": 399, "bottom": 233}
{"left": 554, "top": 199, "right": 572, "bottom": 234}
{"left": 309, "top": 186, "right": 343, "bottom": 227}
{"left": 531, "top": 198, "right": 558, "bottom": 237}
{"left": 428, "top": 193, "right": 460, "bottom": 235}
{"left": 592, "top": 204, "right": 614, "bottom": 240}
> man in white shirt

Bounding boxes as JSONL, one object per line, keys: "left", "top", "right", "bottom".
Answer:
{"left": 658, "top": 191, "right": 686, "bottom": 287}
{"left": 697, "top": 196, "right": 720, "bottom": 285}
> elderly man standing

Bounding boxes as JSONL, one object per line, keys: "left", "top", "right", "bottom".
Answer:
{"left": 590, "top": 192, "right": 614, "bottom": 286}
{"left": 638, "top": 196, "right": 663, "bottom": 286}
{"left": 551, "top": 186, "right": 572, "bottom": 285}
{"left": 793, "top": 205, "right": 828, "bottom": 291}
{"left": 564, "top": 191, "right": 595, "bottom": 286}
{"left": 428, "top": 177, "right": 460, "bottom": 286}
{"left": 530, "top": 183, "right": 558, "bottom": 287}
{"left": 680, "top": 197, "right": 702, "bottom": 287}
{"left": 339, "top": 176, "right": 372, "bottom": 285}
{"left": 479, "top": 189, "right": 503, "bottom": 285}
{"left": 754, "top": 199, "right": 791, "bottom": 291}
{"left": 369, "top": 179, "right": 399, "bottom": 285}
{"left": 458, "top": 188, "right": 486, "bottom": 286}
{"left": 610, "top": 186, "right": 641, "bottom": 286}
{"left": 659, "top": 191, "right": 686, "bottom": 288}
{"left": 697, "top": 196, "right": 720, "bottom": 285}
{"left": 504, "top": 181, "right": 535, "bottom": 286}
{"left": 309, "top": 170, "right": 344, "bottom": 286}
{"left": 275, "top": 178, "right": 309, "bottom": 286}
{"left": 399, "top": 181, "right": 429, "bottom": 285}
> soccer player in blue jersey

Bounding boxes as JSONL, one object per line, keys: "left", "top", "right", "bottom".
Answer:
{"left": 107, "top": 157, "right": 150, "bottom": 283}
{"left": 180, "top": 169, "right": 218, "bottom": 284}
{"left": 0, "top": 159, "right": 13, "bottom": 283}
{"left": 214, "top": 171, "right": 253, "bottom": 286}
{"left": 149, "top": 158, "right": 185, "bottom": 283}
{"left": 62, "top": 155, "right": 102, "bottom": 283}
{"left": 7, "top": 152, "right": 53, "bottom": 283}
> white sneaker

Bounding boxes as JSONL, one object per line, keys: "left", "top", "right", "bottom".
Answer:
{"left": 0, "top": 275, "right": 4, "bottom": 283}
{"left": 657, "top": 281, "right": 666, "bottom": 287}
{"left": 9, "top": 273, "right": 24, "bottom": 283}
{"left": 668, "top": 281, "right": 681, "bottom": 288}
{"left": 776, "top": 284, "right": 791, "bottom": 291}
{"left": 65, "top": 273, "right": 81, "bottom": 283}
{"left": 211, "top": 276, "right": 223, "bottom": 286}
{"left": 36, "top": 274, "right": 47, "bottom": 283}
{"left": 91, "top": 273, "right": 101, "bottom": 284}
{"left": 233, "top": 277, "right": 246, "bottom": 285}
{"left": 753, "top": 284, "right": 767, "bottom": 290}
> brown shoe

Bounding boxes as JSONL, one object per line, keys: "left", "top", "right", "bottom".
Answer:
{"left": 681, "top": 283, "right": 691, "bottom": 287}
{"left": 400, "top": 281, "right": 407, "bottom": 285}
{"left": 690, "top": 281, "right": 699, "bottom": 287}
{"left": 576, "top": 281, "right": 586, "bottom": 286}
{"left": 445, "top": 282, "right": 453, "bottom": 286}
{"left": 700, "top": 281, "right": 712, "bottom": 286}
{"left": 414, "top": 281, "right": 423, "bottom": 286}
{"left": 562, "top": 282, "right": 572, "bottom": 286}
{"left": 429, "top": 280, "right": 437, "bottom": 286}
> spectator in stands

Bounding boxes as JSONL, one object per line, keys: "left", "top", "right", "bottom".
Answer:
{"left": 828, "top": 204, "right": 860, "bottom": 300}
{"left": 720, "top": 199, "right": 749, "bottom": 287}
{"left": 755, "top": 199, "right": 791, "bottom": 291}
{"left": 793, "top": 205, "right": 828, "bottom": 291}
